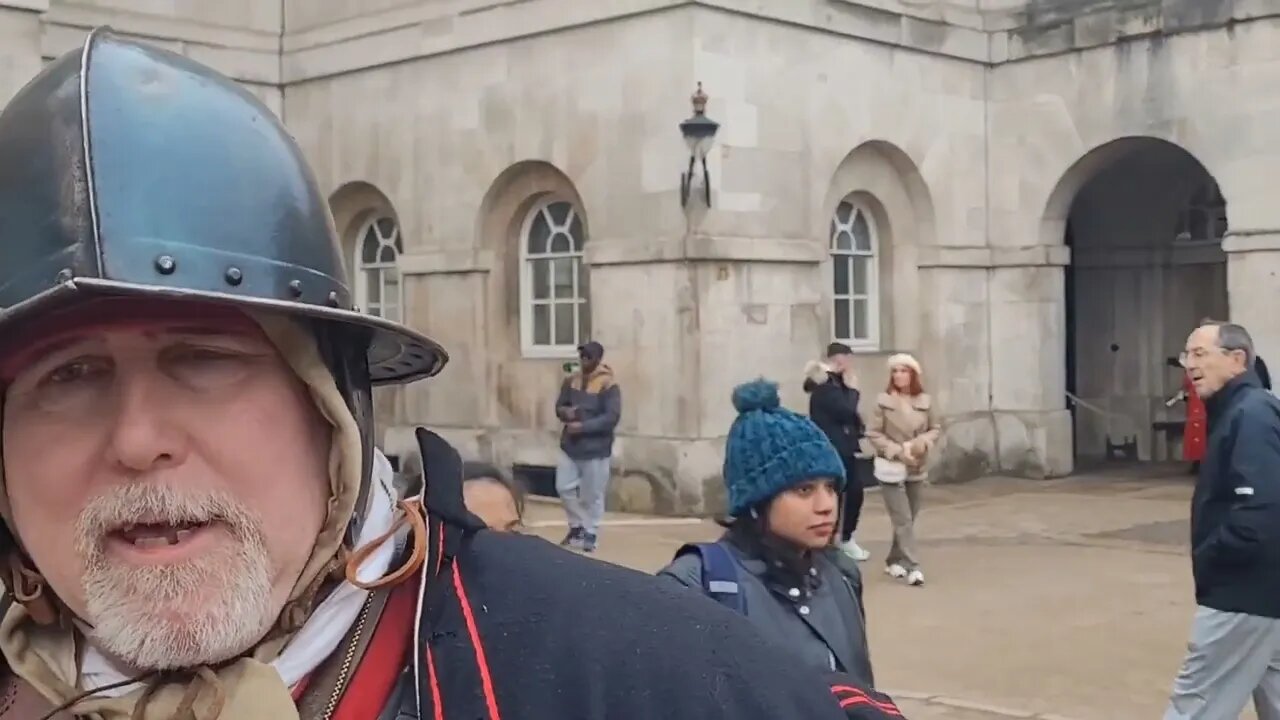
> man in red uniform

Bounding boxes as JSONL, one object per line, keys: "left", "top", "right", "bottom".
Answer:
{"left": 0, "top": 27, "right": 903, "bottom": 720}
{"left": 1182, "top": 371, "right": 1208, "bottom": 470}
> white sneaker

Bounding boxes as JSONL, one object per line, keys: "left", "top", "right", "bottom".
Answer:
{"left": 838, "top": 539, "right": 871, "bottom": 562}
{"left": 907, "top": 569, "right": 925, "bottom": 586}
{"left": 885, "top": 563, "right": 907, "bottom": 579}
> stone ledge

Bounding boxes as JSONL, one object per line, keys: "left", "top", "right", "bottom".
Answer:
{"left": 0, "top": 0, "right": 46, "bottom": 12}
{"left": 917, "top": 245, "right": 1070, "bottom": 268}
{"left": 998, "top": 1, "right": 1280, "bottom": 64}
{"left": 41, "top": 11, "right": 281, "bottom": 85}
{"left": 279, "top": 0, "right": 999, "bottom": 83}
{"left": 42, "top": 4, "right": 279, "bottom": 51}
{"left": 1074, "top": 242, "right": 1224, "bottom": 268}
{"left": 282, "top": 0, "right": 686, "bottom": 83}
{"left": 587, "top": 234, "right": 825, "bottom": 265}
{"left": 702, "top": 0, "right": 989, "bottom": 63}
{"left": 399, "top": 248, "right": 495, "bottom": 275}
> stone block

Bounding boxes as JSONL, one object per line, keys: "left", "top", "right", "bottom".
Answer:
{"left": 993, "top": 409, "right": 1073, "bottom": 479}
{"left": 1227, "top": 242, "right": 1280, "bottom": 366}
{"left": 932, "top": 413, "right": 998, "bottom": 483}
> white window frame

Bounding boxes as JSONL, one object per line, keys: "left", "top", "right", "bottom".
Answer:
{"left": 353, "top": 214, "right": 404, "bottom": 323}
{"left": 829, "top": 198, "right": 880, "bottom": 350}
{"left": 519, "top": 199, "right": 588, "bottom": 358}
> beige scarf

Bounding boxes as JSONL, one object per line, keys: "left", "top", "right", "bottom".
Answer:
{"left": 0, "top": 315, "right": 369, "bottom": 719}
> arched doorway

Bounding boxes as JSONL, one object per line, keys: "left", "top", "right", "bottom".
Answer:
{"left": 1052, "top": 138, "right": 1228, "bottom": 469}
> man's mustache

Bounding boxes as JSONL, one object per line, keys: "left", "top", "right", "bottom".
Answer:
{"left": 74, "top": 483, "right": 260, "bottom": 556}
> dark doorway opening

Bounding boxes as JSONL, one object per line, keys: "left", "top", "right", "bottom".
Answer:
{"left": 1061, "top": 138, "right": 1228, "bottom": 470}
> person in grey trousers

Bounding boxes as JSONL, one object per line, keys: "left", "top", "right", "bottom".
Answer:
{"left": 555, "top": 341, "right": 622, "bottom": 553}
{"left": 1164, "top": 320, "right": 1280, "bottom": 720}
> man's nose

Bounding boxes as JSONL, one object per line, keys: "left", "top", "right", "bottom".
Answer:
{"left": 107, "top": 369, "right": 187, "bottom": 472}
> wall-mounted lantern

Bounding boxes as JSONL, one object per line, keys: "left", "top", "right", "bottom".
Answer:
{"left": 679, "top": 82, "right": 720, "bottom": 209}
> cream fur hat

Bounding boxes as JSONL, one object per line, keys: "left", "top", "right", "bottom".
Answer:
{"left": 887, "top": 352, "right": 922, "bottom": 376}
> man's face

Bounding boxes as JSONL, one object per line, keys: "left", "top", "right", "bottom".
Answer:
{"left": 1183, "top": 325, "right": 1247, "bottom": 399}
{"left": 827, "top": 353, "right": 850, "bottom": 373}
{"left": 1, "top": 309, "right": 331, "bottom": 670}
{"left": 579, "top": 352, "right": 600, "bottom": 374}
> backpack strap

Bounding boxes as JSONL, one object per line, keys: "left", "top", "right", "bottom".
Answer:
{"left": 675, "top": 542, "right": 747, "bottom": 615}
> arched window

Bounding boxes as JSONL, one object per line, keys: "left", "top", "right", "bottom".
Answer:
{"left": 354, "top": 215, "right": 403, "bottom": 323}
{"left": 520, "top": 199, "right": 588, "bottom": 355}
{"left": 830, "top": 199, "right": 879, "bottom": 348}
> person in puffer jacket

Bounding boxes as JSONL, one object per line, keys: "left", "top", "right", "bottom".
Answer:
{"left": 804, "top": 342, "right": 870, "bottom": 561}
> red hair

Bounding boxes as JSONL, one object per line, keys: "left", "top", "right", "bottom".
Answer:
{"left": 886, "top": 366, "right": 924, "bottom": 396}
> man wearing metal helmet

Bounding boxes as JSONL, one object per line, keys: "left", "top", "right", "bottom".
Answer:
{"left": 0, "top": 28, "right": 902, "bottom": 720}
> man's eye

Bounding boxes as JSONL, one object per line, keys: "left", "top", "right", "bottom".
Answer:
{"left": 174, "top": 347, "right": 240, "bottom": 363}
{"left": 43, "top": 359, "right": 106, "bottom": 385}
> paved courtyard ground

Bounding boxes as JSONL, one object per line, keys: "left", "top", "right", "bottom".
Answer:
{"left": 522, "top": 464, "right": 1249, "bottom": 720}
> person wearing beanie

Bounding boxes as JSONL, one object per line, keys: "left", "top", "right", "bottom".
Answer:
{"left": 804, "top": 341, "right": 870, "bottom": 562}
{"left": 866, "top": 353, "right": 941, "bottom": 587}
{"left": 658, "top": 379, "right": 877, "bottom": 688}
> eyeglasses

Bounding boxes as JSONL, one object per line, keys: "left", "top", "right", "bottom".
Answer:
{"left": 1178, "top": 347, "right": 1235, "bottom": 367}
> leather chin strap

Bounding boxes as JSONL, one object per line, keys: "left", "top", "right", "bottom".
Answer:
{"left": 344, "top": 498, "right": 427, "bottom": 592}
{"left": 4, "top": 550, "right": 60, "bottom": 627}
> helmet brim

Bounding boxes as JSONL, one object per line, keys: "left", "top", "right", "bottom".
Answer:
{"left": 1, "top": 278, "right": 448, "bottom": 385}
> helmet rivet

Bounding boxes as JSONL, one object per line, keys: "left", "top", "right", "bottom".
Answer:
{"left": 288, "top": 279, "right": 303, "bottom": 297}
{"left": 224, "top": 267, "right": 243, "bottom": 286}
{"left": 327, "top": 290, "right": 341, "bottom": 307}
{"left": 55, "top": 268, "right": 73, "bottom": 283}
{"left": 155, "top": 255, "right": 177, "bottom": 275}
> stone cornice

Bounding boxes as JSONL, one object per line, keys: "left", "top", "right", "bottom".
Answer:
{"left": 0, "top": 0, "right": 47, "bottom": 13}
{"left": 587, "top": 235, "right": 827, "bottom": 265}
{"left": 399, "top": 239, "right": 1083, "bottom": 271}
{"left": 1072, "top": 242, "right": 1225, "bottom": 268}
{"left": 276, "top": 0, "right": 1280, "bottom": 84}
{"left": 917, "top": 244, "right": 1070, "bottom": 268}
{"left": 399, "top": 248, "right": 496, "bottom": 275}
{"left": 281, "top": 0, "right": 688, "bottom": 84}
{"left": 18, "top": 1, "right": 1275, "bottom": 87}
{"left": 39, "top": 3, "right": 281, "bottom": 85}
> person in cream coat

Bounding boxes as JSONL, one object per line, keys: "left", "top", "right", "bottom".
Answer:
{"left": 865, "top": 354, "right": 941, "bottom": 587}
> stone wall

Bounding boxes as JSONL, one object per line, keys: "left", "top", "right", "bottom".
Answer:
{"left": 5, "top": 0, "right": 1280, "bottom": 514}
{"left": 0, "top": 3, "right": 44, "bottom": 107}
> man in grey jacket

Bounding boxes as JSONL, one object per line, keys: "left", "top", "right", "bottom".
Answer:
{"left": 555, "top": 341, "right": 622, "bottom": 552}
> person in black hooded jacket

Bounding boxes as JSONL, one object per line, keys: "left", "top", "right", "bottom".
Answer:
{"left": 804, "top": 343, "right": 870, "bottom": 562}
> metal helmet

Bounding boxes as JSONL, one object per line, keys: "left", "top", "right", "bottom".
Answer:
{"left": 0, "top": 27, "right": 447, "bottom": 543}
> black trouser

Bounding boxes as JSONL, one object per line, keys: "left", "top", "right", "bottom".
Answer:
{"left": 838, "top": 454, "right": 864, "bottom": 542}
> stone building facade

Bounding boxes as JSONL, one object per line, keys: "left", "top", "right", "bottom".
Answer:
{"left": 3, "top": 0, "right": 1278, "bottom": 514}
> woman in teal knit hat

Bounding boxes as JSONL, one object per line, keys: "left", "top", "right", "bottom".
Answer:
{"left": 658, "top": 379, "right": 877, "bottom": 687}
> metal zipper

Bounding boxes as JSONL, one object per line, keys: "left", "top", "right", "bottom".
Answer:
{"left": 319, "top": 593, "right": 375, "bottom": 720}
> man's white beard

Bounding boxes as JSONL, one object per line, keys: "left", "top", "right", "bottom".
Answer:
{"left": 73, "top": 483, "right": 275, "bottom": 671}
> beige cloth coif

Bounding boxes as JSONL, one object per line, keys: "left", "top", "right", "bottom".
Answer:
{"left": 0, "top": 313, "right": 366, "bottom": 719}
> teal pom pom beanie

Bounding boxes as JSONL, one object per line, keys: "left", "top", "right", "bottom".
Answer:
{"left": 724, "top": 378, "right": 846, "bottom": 516}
